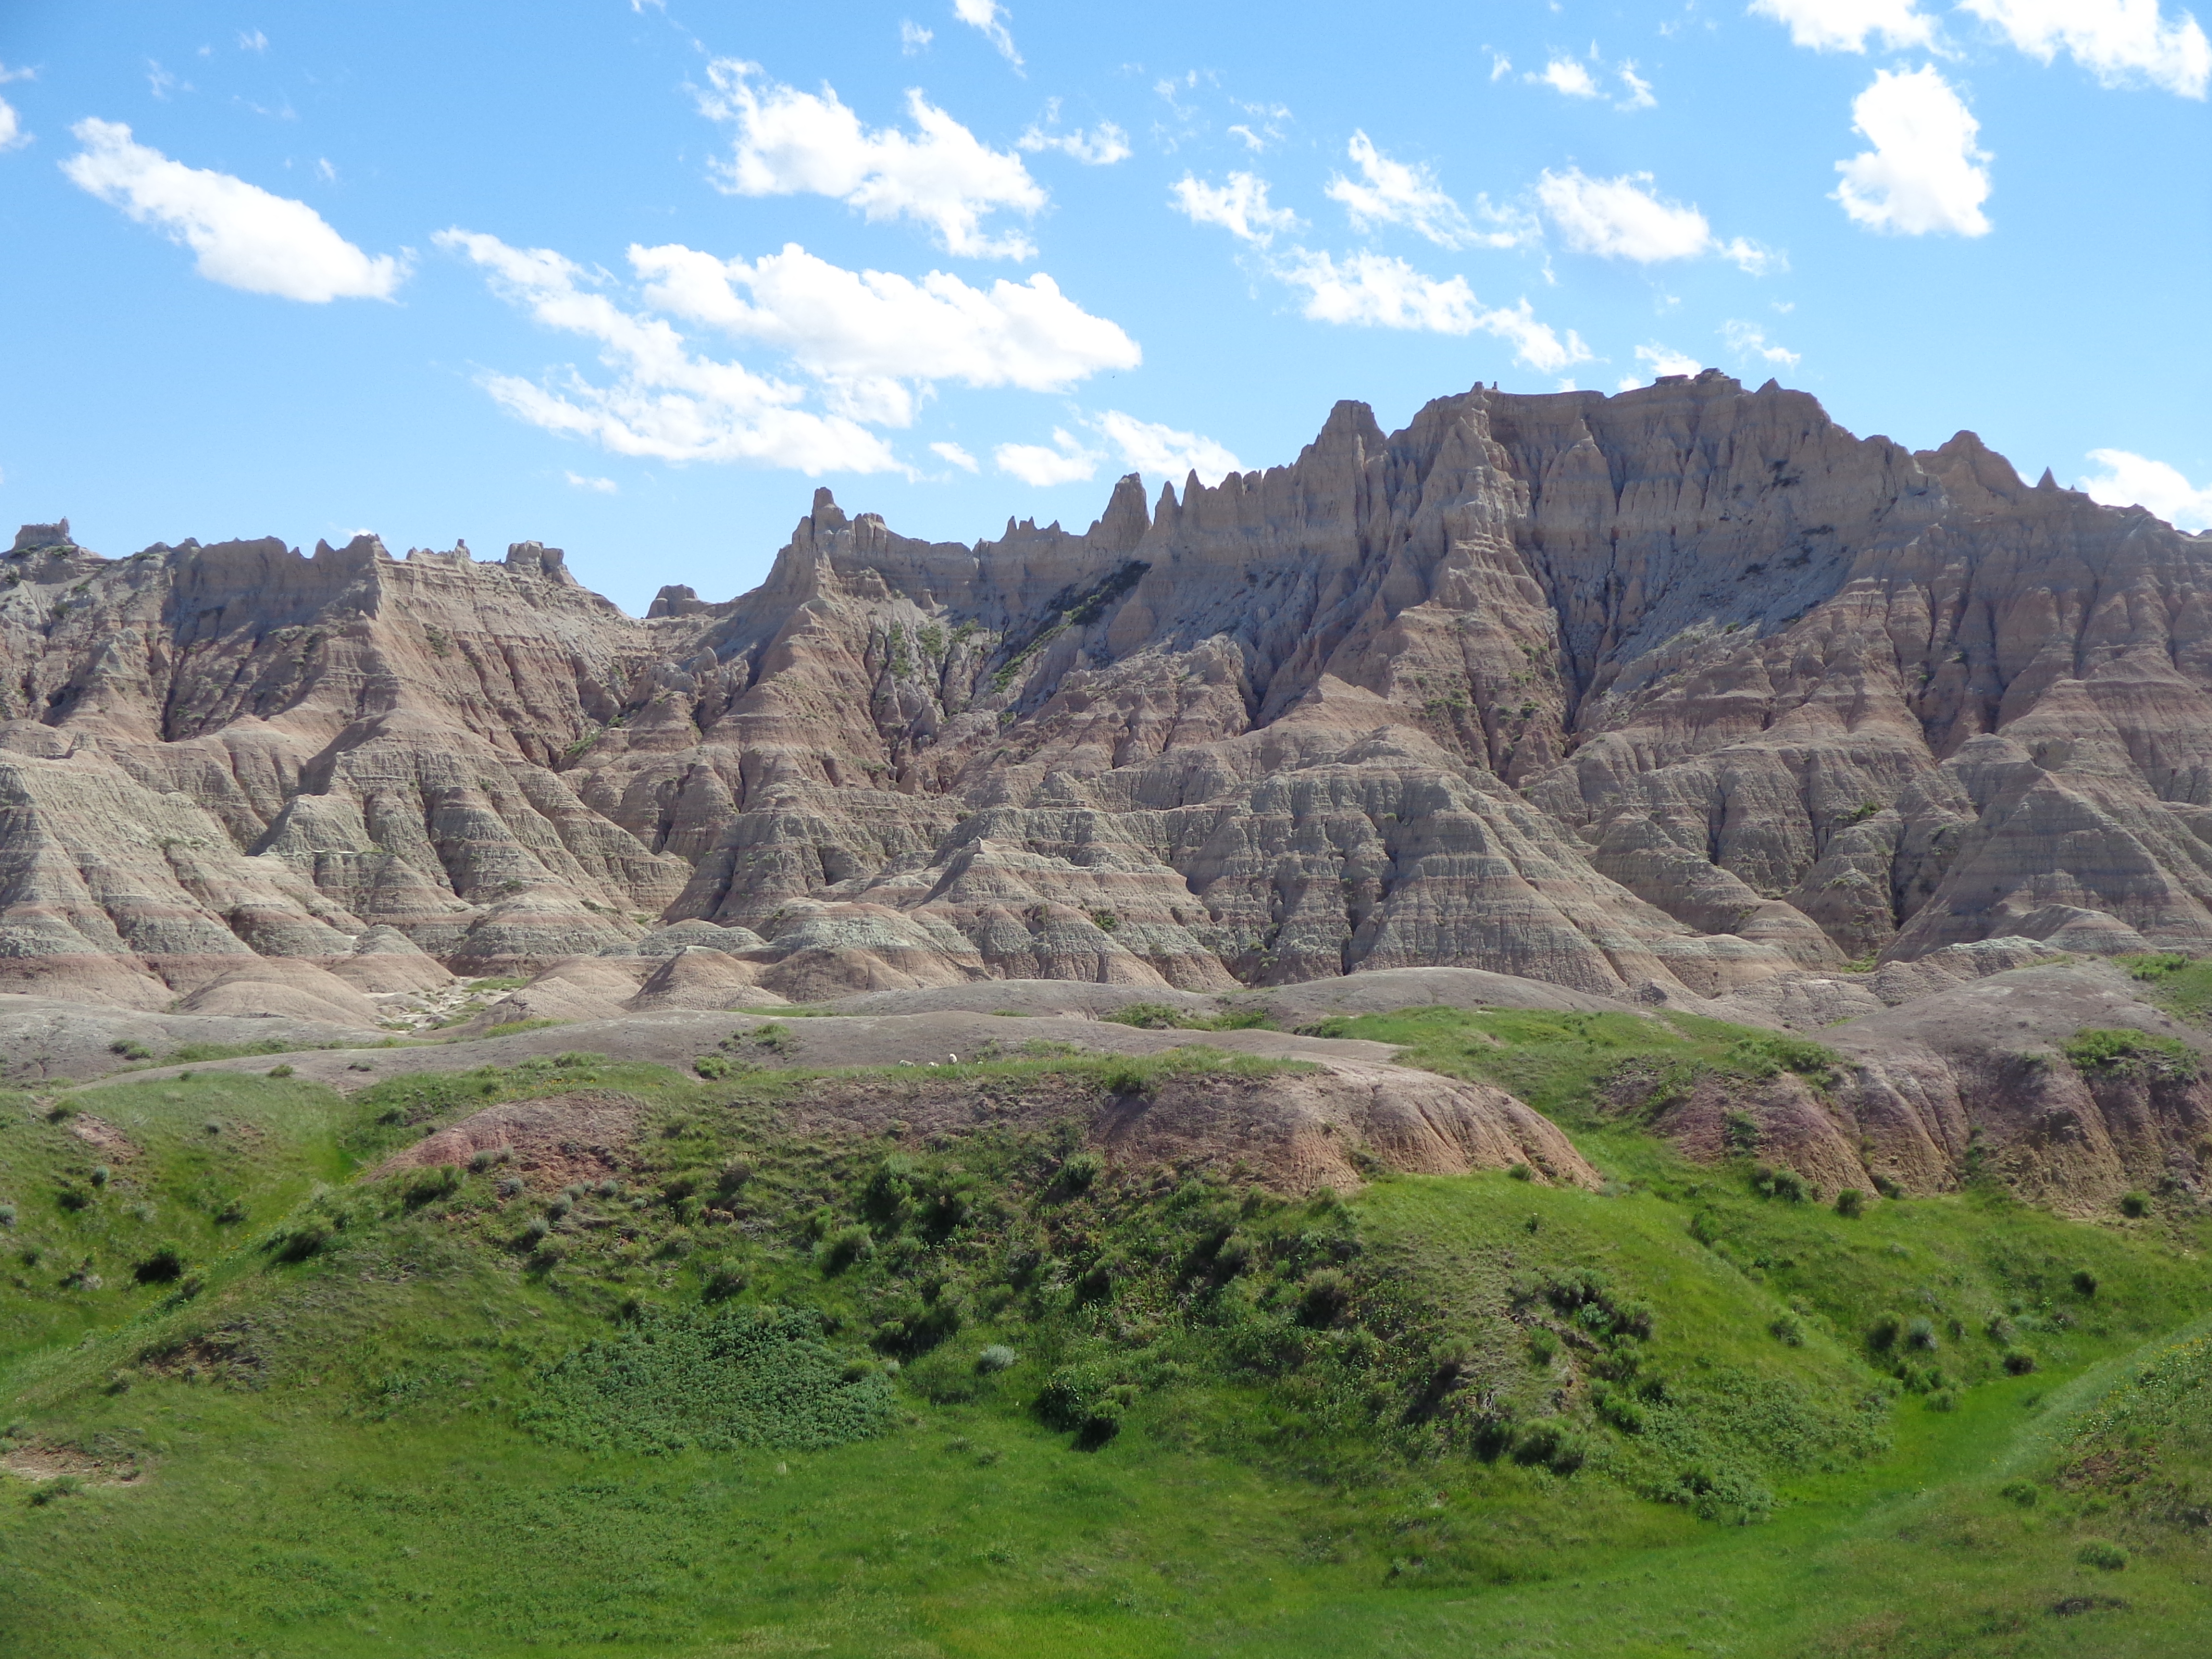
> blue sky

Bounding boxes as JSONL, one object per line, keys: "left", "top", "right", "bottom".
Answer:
{"left": 1, "top": 0, "right": 2207, "bottom": 612}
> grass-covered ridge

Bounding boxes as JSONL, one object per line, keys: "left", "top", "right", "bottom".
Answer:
{"left": 0, "top": 1012, "right": 2208, "bottom": 1655}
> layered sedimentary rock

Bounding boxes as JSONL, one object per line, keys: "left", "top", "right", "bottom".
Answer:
{"left": 5, "top": 372, "right": 2209, "bottom": 1009}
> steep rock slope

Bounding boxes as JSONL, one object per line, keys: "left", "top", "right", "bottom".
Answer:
{"left": 4, "top": 370, "right": 2208, "bottom": 1007}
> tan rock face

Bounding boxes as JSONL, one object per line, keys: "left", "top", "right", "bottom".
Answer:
{"left": 6, "top": 373, "right": 2211, "bottom": 1006}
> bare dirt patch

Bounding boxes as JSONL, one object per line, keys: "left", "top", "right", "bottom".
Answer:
{"left": 374, "top": 1090, "right": 643, "bottom": 1190}
{"left": 2, "top": 1440, "right": 148, "bottom": 1487}
{"left": 66, "top": 1113, "right": 140, "bottom": 1159}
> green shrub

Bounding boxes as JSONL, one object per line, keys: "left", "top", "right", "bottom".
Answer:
{"left": 265, "top": 1063, "right": 293, "bottom": 1078}
{"left": 1834, "top": 1187, "right": 1865, "bottom": 1218}
{"left": 1753, "top": 1164, "right": 1809, "bottom": 1202}
{"left": 401, "top": 1166, "right": 461, "bottom": 1210}
{"left": 694, "top": 1054, "right": 734, "bottom": 1079}
{"left": 1868, "top": 1315, "right": 1903, "bottom": 1353}
{"left": 1506, "top": 1161, "right": 1534, "bottom": 1181}
{"left": 1904, "top": 1317, "right": 1939, "bottom": 1352}
{"left": 1722, "top": 1110, "right": 1762, "bottom": 1155}
{"left": 271, "top": 1221, "right": 332, "bottom": 1263}
{"left": 2077, "top": 1540, "right": 2129, "bottom": 1572}
{"left": 2002, "top": 1348, "right": 2038, "bottom": 1375}
{"left": 701, "top": 1267, "right": 749, "bottom": 1303}
{"left": 2072, "top": 1269, "right": 2100, "bottom": 1297}
{"left": 821, "top": 1226, "right": 874, "bottom": 1274}
{"left": 1054, "top": 1152, "right": 1103, "bottom": 1195}
{"left": 1101, "top": 1001, "right": 1183, "bottom": 1030}
{"left": 2063, "top": 1027, "right": 2199, "bottom": 1081}
{"left": 2119, "top": 1189, "right": 2152, "bottom": 1218}
{"left": 1527, "top": 1327, "right": 1559, "bottom": 1366}
{"left": 1998, "top": 1479, "right": 2039, "bottom": 1507}
{"left": 132, "top": 1246, "right": 185, "bottom": 1286}
{"left": 1770, "top": 1313, "right": 1806, "bottom": 1347}
{"left": 1725, "top": 1034, "right": 1840, "bottom": 1081}
{"left": 1297, "top": 1269, "right": 1351, "bottom": 1328}
{"left": 976, "top": 1344, "right": 1018, "bottom": 1375}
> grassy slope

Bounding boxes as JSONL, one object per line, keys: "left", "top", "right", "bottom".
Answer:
{"left": 0, "top": 1016, "right": 2206, "bottom": 1656}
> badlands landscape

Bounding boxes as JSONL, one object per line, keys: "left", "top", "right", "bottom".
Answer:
{"left": 5, "top": 375, "right": 2212, "bottom": 1657}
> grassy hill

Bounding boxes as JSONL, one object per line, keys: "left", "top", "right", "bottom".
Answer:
{"left": 1, "top": 1012, "right": 2208, "bottom": 1656}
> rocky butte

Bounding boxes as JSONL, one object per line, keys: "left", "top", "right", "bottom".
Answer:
{"left": 5, "top": 370, "right": 2212, "bottom": 1209}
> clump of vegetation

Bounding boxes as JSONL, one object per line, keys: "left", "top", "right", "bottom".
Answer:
{"left": 2063, "top": 1026, "right": 2200, "bottom": 1081}
{"left": 523, "top": 1306, "right": 894, "bottom": 1454}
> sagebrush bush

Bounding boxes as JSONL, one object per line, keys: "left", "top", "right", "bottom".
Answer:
{"left": 821, "top": 1225, "right": 874, "bottom": 1274}
{"left": 1770, "top": 1313, "right": 1805, "bottom": 1347}
{"left": 976, "top": 1344, "right": 1017, "bottom": 1374}
{"left": 2078, "top": 1540, "right": 2129, "bottom": 1572}
{"left": 1904, "top": 1317, "right": 1939, "bottom": 1352}
{"left": 1834, "top": 1187, "right": 1865, "bottom": 1219}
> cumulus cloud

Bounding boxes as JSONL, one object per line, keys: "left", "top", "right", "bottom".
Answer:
{"left": 995, "top": 428, "right": 1098, "bottom": 485}
{"left": 1323, "top": 132, "right": 1478, "bottom": 247}
{"left": 1018, "top": 103, "right": 1130, "bottom": 164}
{"left": 1961, "top": 0, "right": 2210, "bottom": 97}
{"left": 437, "top": 228, "right": 900, "bottom": 474}
{"left": 62, "top": 119, "right": 407, "bottom": 301}
{"left": 1617, "top": 343, "right": 1706, "bottom": 390}
{"left": 632, "top": 241, "right": 1139, "bottom": 425}
{"left": 697, "top": 60, "right": 1046, "bottom": 259}
{"left": 1748, "top": 0, "right": 1936, "bottom": 52}
{"left": 1617, "top": 64, "right": 1659, "bottom": 109}
{"left": 1096, "top": 410, "right": 1240, "bottom": 485}
{"left": 1531, "top": 58, "right": 1602, "bottom": 97}
{"left": 1834, "top": 66, "right": 1992, "bottom": 235}
{"left": 953, "top": 0, "right": 1022, "bottom": 67}
{"left": 1169, "top": 171, "right": 1302, "bottom": 246}
{"left": 2079, "top": 448, "right": 2212, "bottom": 529}
{"left": 1276, "top": 250, "right": 1590, "bottom": 372}
{"left": 1535, "top": 167, "right": 1778, "bottom": 271}
{"left": 565, "top": 471, "right": 618, "bottom": 493}
{"left": 0, "top": 97, "right": 22, "bottom": 152}
{"left": 1722, "top": 319, "right": 1801, "bottom": 367}
{"left": 930, "top": 440, "right": 980, "bottom": 471}
{"left": 900, "top": 20, "right": 934, "bottom": 53}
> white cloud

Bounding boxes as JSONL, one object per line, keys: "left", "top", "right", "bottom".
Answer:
{"left": 1721, "top": 319, "right": 1801, "bottom": 367}
{"left": 1276, "top": 250, "right": 1590, "bottom": 372}
{"left": 1617, "top": 63, "right": 1658, "bottom": 109}
{"left": 995, "top": 428, "right": 1098, "bottom": 485}
{"left": 238, "top": 29, "right": 269, "bottom": 53}
{"left": 313, "top": 156, "right": 337, "bottom": 183}
{"left": 1097, "top": 410, "right": 1240, "bottom": 485}
{"left": 1490, "top": 52, "right": 1514, "bottom": 81}
{"left": 901, "top": 20, "right": 934, "bottom": 54}
{"left": 1833, "top": 66, "right": 1992, "bottom": 236}
{"left": 1018, "top": 103, "right": 1130, "bottom": 164}
{"left": 146, "top": 60, "right": 189, "bottom": 101}
{"left": 1169, "top": 171, "right": 1302, "bottom": 246}
{"left": 632, "top": 241, "right": 1139, "bottom": 425}
{"left": 2079, "top": 449, "right": 2212, "bottom": 529}
{"left": 1536, "top": 168, "right": 1714, "bottom": 261}
{"left": 696, "top": 60, "right": 1046, "bottom": 259}
{"left": 437, "top": 228, "right": 901, "bottom": 475}
{"left": 1748, "top": 0, "right": 1936, "bottom": 52}
{"left": 1617, "top": 344, "right": 1705, "bottom": 390}
{"left": 1226, "top": 100, "right": 1290, "bottom": 152}
{"left": 0, "top": 96, "right": 22, "bottom": 152}
{"left": 1323, "top": 132, "right": 1477, "bottom": 247}
{"left": 953, "top": 0, "right": 1022, "bottom": 67}
{"left": 930, "top": 440, "right": 980, "bottom": 471}
{"left": 1531, "top": 58, "right": 1602, "bottom": 97}
{"left": 1960, "top": 0, "right": 2210, "bottom": 97}
{"left": 62, "top": 119, "right": 407, "bottom": 301}
{"left": 565, "top": 470, "right": 618, "bottom": 493}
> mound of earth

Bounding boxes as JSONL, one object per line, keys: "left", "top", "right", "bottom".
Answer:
{"left": 1626, "top": 962, "right": 2212, "bottom": 1214}
{"left": 377, "top": 1090, "right": 643, "bottom": 1189}
{"left": 0, "top": 993, "right": 387, "bottom": 1085}
{"left": 379, "top": 1058, "right": 1593, "bottom": 1197}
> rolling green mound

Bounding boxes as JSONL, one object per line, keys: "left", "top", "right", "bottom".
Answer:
{"left": 1, "top": 1013, "right": 2208, "bottom": 1656}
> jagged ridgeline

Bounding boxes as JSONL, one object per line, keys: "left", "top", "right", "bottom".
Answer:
{"left": 4, "top": 368, "right": 2212, "bottom": 1020}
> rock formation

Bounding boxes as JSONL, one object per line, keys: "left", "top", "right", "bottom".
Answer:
{"left": 5, "top": 371, "right": 2209, "bottom": 1012}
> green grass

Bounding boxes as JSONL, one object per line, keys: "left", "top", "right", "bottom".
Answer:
{"left": 2, "top": 1010, "right": 2209, "bottom": 1656}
